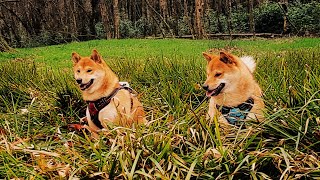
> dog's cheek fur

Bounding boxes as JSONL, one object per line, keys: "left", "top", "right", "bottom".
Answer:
{"left": 91, "top": 70, "right": 105, "bottom": 82}
{"left": 89, "top": 70, "right": 106, "bottom": 89}
{"left": 205, "top": 75, "right": 218, "bottom": 88}
{"left": 73, "top": 66, "right": 80, "bottom": 80}
{"left": 205, "top": 65, "right": 241, "bottom": 90}
{"left": 205, "top": 65, "right": 225, "bottom": 88}
{"left": 221, "top": 70, "right": 242, "bottom": 90}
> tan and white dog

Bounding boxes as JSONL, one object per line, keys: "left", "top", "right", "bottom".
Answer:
{"left": 72, "top": 50, "right": 146, "bottom": 135}
{"left": 202, "top": 51, "right": 264, "bottom": 125}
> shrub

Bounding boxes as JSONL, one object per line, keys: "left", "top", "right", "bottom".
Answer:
{"left": 177, "top": 17, "right": 190, "bottom": 36}
{"left": 231, "top": 6, "right": 250, "bottom": 33}
{"left": 52, "top": 32, "right": 65, "bottom": 44}
{"left": 254, "top": 2, "right": 284, "bottom": 33}
{"left": 120, "top": 19, "right": 137, "bottom": 38}
{"left": 135, "top": 17, "right": 153, "bottom": 37}
{"left": 289, "top": 2, "right": 320, "bottom": 35}
{"left": 17, "top": 30, "right": 71, "bottom": 48}
{"left": 166, "top": 17, "right": 177, "bottom": 37}
{"left": 38, "top": 30, "right": 52, "bottom": 45}
{"left": 95, "top": 22, "right": 106, "bottom": 39}
{"left": 204, "top": 9, "right": 228, "bottom": 34}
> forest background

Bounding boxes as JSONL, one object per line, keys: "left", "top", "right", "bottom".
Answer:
{"left": 1, "top": 0, "right": 320, "bottom": 50}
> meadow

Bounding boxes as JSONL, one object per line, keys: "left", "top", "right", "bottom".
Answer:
{"left": 0, "top": 38, "right": 319, "bottom": 179}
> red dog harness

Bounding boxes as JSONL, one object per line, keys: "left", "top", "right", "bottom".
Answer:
{"left": 87, "top": 85, "right": 134, "bottom": 129}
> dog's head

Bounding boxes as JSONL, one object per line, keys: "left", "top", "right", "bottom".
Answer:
{"left": 72, "top": 50, "right": 109, "bottom": 92}
{"left": 202, "top": 51, "right": 243, "bottom": 97}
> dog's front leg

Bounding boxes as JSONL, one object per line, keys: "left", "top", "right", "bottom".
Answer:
{"left": 207, "top": 98, "right": 216, "bottom": 119}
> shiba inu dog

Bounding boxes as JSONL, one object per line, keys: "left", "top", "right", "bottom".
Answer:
{"left": 72, "top": 50, "right": 146, "bottom": 135}
{"left": 202, "top": 51, "right": 264, "bottom": 125}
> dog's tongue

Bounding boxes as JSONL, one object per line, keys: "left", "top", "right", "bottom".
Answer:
{"left": 80, "top": 83, "right": 89, "bottom": 90}
{"left": 80, "top": 84, "right": 87, "bottom": 90}
{"left": 206, "top": 90, "right": 216, "bottom": 97}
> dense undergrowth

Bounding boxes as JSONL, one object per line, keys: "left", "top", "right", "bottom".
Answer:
{"left": 0, "top": 39, "right": 319, "bottom": 179}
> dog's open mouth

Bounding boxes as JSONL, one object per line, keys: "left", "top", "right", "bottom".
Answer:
{"left": 206, "top": 83, "right": 225, "bottom": 97}
{"left": 80, "top": 79, "right": 94, "bottom": 91}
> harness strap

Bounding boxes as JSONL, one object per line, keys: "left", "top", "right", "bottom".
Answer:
{"left": 87, "top": 85, "right": 135, "bottom": 129}
{"left": 88, "top": 102, "right": 104, "bottom": 129}
{"left": 216, "top": 97, "right": 254, "bottom": 125}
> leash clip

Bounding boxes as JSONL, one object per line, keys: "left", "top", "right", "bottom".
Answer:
{"left": 119, "top": 81, "right": 139, "bottom": 96}
{"left": 119, "top": 81, "right": 130, "bottom": 88}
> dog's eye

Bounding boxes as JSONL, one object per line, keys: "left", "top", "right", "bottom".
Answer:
{"left": 77, "top": 70, "right": 80, "bottom": 73}
{"left": 87, "top": 69, "right": 92, "bottom": 73}
{"left": 215, "top": 73, "right": 222, "bottom": 77}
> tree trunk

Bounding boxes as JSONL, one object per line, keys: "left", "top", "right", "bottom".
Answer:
{"left": 216, "top": 0, "right": 223, "bottom": 33}
{"left": 195, "top": 0, "right": 204, "bottom": 39}
{"left": 145, "top": 0, "right": 157, "bottom": 36}
{"left": 70, "top": 0, "right": 78, "bottom": 40}
{"left": 159, "top": 0, "right": 168, "bottom": 20}
{"left": 99, "top": 0, "right": 112, "bottom": 39}
{"left": 132, "top": 0, "right": 137, "bottom": 22}
{"left": 226, "top": 0, "right": 232, "bottom": 38}
{"left": 83, "top": 0, "right": 96, "bottom": 37}
{"left": 203, "top": 0, "right": 209, "bottom": 10}
{"left": 281, "top": 0, "right": 289, "bottom": 34}
{"left": 160, "top": 0, "right": 173, "bottom": 36}
{"left": 171, "top": 0, "right": 180, "bottom": 36}
{"left": 113, "top": 0, "right": 120, "bottom": 39}
{"left": 248, "top": 0, "right": 255, "bottom": 36}
{"left": 142, "top": 0, "right": 147, "bottom": 19}
{"left": 58, "top": 0, "right": 66, "bottom": 31}
{"left": 0, "top": 35, "right": 13, "bottom": 52}
{"left": 146, "top": 0, "right": 172, "bottom": 37}
{"left": 184, "top": 0, "right": 195, "bottom": 38}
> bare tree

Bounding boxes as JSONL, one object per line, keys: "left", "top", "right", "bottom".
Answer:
{"left": 160, "top": 0, "right": 168, "bottom": 20}
{"left": 195, "top": 0, "right": 205, "bottom": 38}
{"left": 226, "top": 0, "right": 232, "bottom": 37}
{"left": 114, "top": 0, "right": 120, "bottom": 38}
{"left": 1, "top": 0, "right": 310, "bottom": 45}
{"left": 281, "top": 0, "right": 289, "bottom": 34}
{"left": 184, "top": 0, "right": 195, "bottom": 38}
{"left": 248, "top": 0, "right": 255, "bottom": 36}
{"left": 99, "top": 0, "right": 112, "bottom": 39}
{"left": 216, "top": 0, "right": 223, "bottom": 33}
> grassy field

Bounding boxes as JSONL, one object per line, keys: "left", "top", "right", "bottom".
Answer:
{"left": 0, "top": 38, "right": 319, "bottom": 179}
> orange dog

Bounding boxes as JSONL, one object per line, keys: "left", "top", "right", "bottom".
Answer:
{"left": 72, "top": 50, "right": 146, "bottom": 135}
{"left": 202, "top": 51, "right": 264, "bottom": 125}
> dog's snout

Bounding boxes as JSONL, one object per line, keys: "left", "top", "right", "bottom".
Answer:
{"left": 76, "top": 79, "right": 82, "bottom": 84}
{"left": 202, "top": 84, "right": 209, "bottom": 90}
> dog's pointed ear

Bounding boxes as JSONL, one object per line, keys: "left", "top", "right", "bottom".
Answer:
{"left": 72, "top": 52, "right": 81, "bottom": 64}
{"left": 219, "top": 51, "right": 235, "bottom": 64}
{"left": 203, "top": 52, "right": 214, "bottom": 62}
{"left": 91, "top": 49, "right": 102, "bottom": 63}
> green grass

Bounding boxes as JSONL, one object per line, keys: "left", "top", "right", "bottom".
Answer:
{"left": 0, "top": 38, "right": 319, "bottom": 179}
{"left": 1, "top": 37, "right": 319, "bottom": 68}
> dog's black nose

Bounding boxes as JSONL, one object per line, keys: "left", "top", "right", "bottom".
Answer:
{"left": 202, "top": 84, "right": 209, "bottom": 90}
{"left": 76, "top": 79, "right": 82, "bottom": 84}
